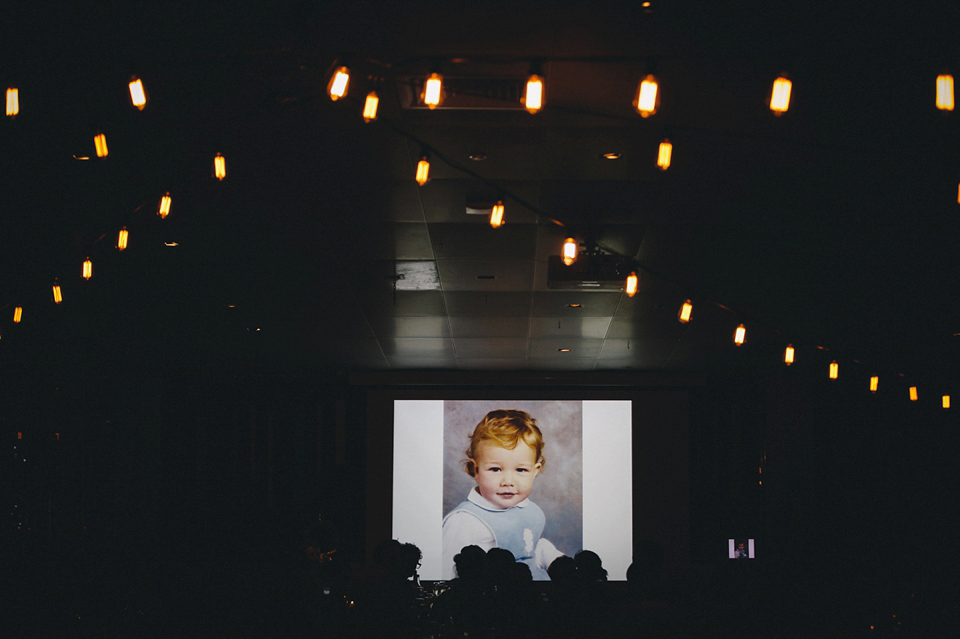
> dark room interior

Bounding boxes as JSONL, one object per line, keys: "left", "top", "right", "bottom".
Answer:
{"left": 4, "top": 1, "right": 959, "bottom": 636}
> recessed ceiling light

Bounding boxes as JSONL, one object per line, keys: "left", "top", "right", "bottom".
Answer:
{"left": 567, "top": 303, "right": 582, "bottom": 308}
{"left": 164, "top": 241, "right": 178, "bottom": 247}
{"left": 469, "top": 152, "right": 487, "bottom": 161}
{"left": 558, "top": 348, "right": 571, "bottom": 352}
{"left": 601, "top": 152, "right": 621, "bottom": 160}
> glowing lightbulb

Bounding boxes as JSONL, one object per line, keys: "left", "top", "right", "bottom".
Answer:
{"left": 128, "top": 77, "right": 147, "bottom": 110}
{"left": 678, "top": 299, "right": 693, "bottom": 323}
{"left": 657, "top": 139, "right": 672, "bottom": 170}
{"left": 94, "top": 132, "right": 108, "bottom": 158}
{"left": 770, "top": 75, "right": 792, "bottom": 115}
{"left": 422, "top": 72, "right": 443, "bottom": 109}
{"left": 82, "top": 257, "right": 93, "bottom": 280}
{"left": 936, "top": 73, "right": 954, "bottom": 111}
{"left": 829, "top": 361, "right": 839, "bottom": 379}
{"left": 734, "top": 324, "right": 746, "bottom": 346}
{"left": 158, "top": 192, "right": 172, "bottom": 218}
{"left": 562, "top": 238, "right": 578, "bottom": 266}
{"left": 489, "top": 200, "right": 504, "bottom": 228}
{"left": 362, "top": 91, "right": 379, "bottom": 122}
{"left": 634, "top": 74, "right": 659, "bottom": 117}
{"left": 625, "top": 272, "right": 638, "bottom": 297}
{"left": 523, "top": 74, "right": 544, "bottom": 114}
{"left": 415, "top": 157, "right": 430, "bottom": 185}
{"left": 6, "top": 87, "right": 19, "bottom": 117}
{"left": 784, "top": 344, "right": 795, "bottom": 366}
{"left": 213, "top": 153, "right": 227, "bottom": 180}
{"left": 327, "top": 66, "right": 350, "bottom": 101}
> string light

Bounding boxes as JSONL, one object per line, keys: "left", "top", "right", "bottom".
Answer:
{"left": 52, "top": 281, "right": 62, "bottom": 304}
{"left": 625, "top": 272, "right": 638, "bottom": 297}
{"left": 943, "top": 395, "right": 950, "bottom": 409}
{"left": 634, "top": 74, "right": 659, "bottom": 117}
{"left": 734, "top": 324, "right": 746, "bottom": 346}
{"left": 158, "top": 192, "right": 172, "bottom": 218}
{"left": 770, "top": 74, "right": 792, "bottom": 115}
{"left": 489, "top": 200, "right": 504, "bottom": 228}
{"left": 562, "top": 238, "right": 578, "bottom": 266}
{"left": 213, "top": 153, "right": 227, "bottom": 180}
{"left": 94, "top": 132, "right": 108, "bottom": 158}
{"left": 523, "top": 73, "right": 544, "bottom": 114}
{"left": 657, "top": 138, "right": 672, "bottom": 170}
{"left": 829, "top": 360, "right": 839, "bottom": 379}
{"left": 327, "top": 66, "right": 350, "bottom": 101}
{"left": 6, "top": 87, "right": 19, "bottom": 117}
{"left": 870, "top": 375, "right": 879, "bottom": 392}
{"left": 909, "top": 386, "right": 919, "bottom": 401}
{"left": 784, "top": 344, "right": 795, "bottom": 366}
{"left": 415, "top": 156, "right": 430, "bottom": 185}
{"left": 82, "top": 257, "right": 93, "bottom": 280}
{"left": 362, "top": 91, "right": 379, "bottom": 122}
{"left": 117, "top": 227, "right": 129, "bottom": 251}
{"left": 13, "top": 306, "right": 22, "bottom": 323}
{"left": 128, "top": 76, "right": 147, "bottom": 110}
{"left": 678, "top": 299, "right": 693, "bottom": 323}
{"left": 422, "top": 72, "right": 443, "bottom": 109}
{"left": 936, "top": 73, "right": 954, "bottom": 111}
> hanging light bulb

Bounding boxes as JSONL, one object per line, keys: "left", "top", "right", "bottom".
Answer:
{"left": 657, "top": 138, "right": 672, "bottom": 170}
{"left": 678, "top": 299, "right": 693, "bottom": 323}
{"left": 523, "top": 73, "right": 544, "bottom": 114}
{"left": 829, "top": 360, "right": 839, "bottom": 379}
{"left": 128, "top": 76, "right": 147, "bottom": 110}
{"left": 909, "top": 386, "right": 919, "bottom": 401}
{"left": 213, "top": 152, "right": 227, "bottom": 180}
{"left": 770, "top": 74, "right": 792, "bottom": 115}
{"left": 734, "top": 324, "right": 746, "bottom": 346}
{"left": 634, "top": 74, "right": 659, "bottom": 117}
{"left": 82, "top": 257, "right": 93, "bottom": 280}
{"left": 6, "top": 87, "right": 19, "bottom": 117}
{"left": 422, "top": 72, "right": 443, "bottom": 109}
{"left": 489, "top": 200, "right": 505, "bottom": 228}
{"left": 327, "top": 66, "right": 350, "bottom": 101}
{"left": 94, "top": 132, "right": 108, "bottom": 158}
{"left": 415, "top": 156, "right": 430, "bottom": 185}
{"left": 13, "top": 306, "right": 22, "bottom": 323}
{"left": 942, "top": 395, "right": 950, "bottom": 409}
{"left": 936, "top": 73, "right": 954, "bottom": 111}
{"left": 158, "top": 192, "right": 172, "bottom": 218}
{"left": 784, "top": 344, "right": 795, "bottom": 366}
{"left": 625, "top": 271, "right": 638, "bottom": 297}
{"left": 117, "top": 227, "right": 129, "bottom": 251}
{"left": 52, "top": 281, "right": 63, "bottom": 304}
{"left": 362, "top": 90, "right": 379, "bottom": 122}
{"left": 562, "top": 238, "right": 578, "bottom": 266}
{"left": 870, "top": 375, "right": 879, "bottom": 392}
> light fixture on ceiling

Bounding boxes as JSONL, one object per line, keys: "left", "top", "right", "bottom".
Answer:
{"left": 422, "top": 71, "right": 443, "bottom": 109}
{"left": 6, "top": 87, "right": 19, "bottom": 117}
{"left": 523, "top": 67, "right": 544, "bottom": 114}
{"left": 362, "top": 90, "right": 379, "bottom": 122}
{"left": 601, "top": 151, "right": 621, "bottom": 160}
{"left": 213, "top": 152, "right": 227, "bottom": 180}
{"left": 909, "top": 386, "right": 919, "bottom": 401}
{"left": 128, "top": 76, "right": 147, "bottom": 110}
{"left": 415, "top": 154, "right": 430, "bottom": 185}
{"left": 117, "top": 227, "right": 129, "bottom": 251}
{"left": 489, "top": 200, "right": 505, "bottom": 228}
{"left": 634, "top": 73, "right": 659, "bottom": 117}
{"left": 870, "top": 375, "right": 879, "bottom": 392}
{"left": 328, "top": 65, "right": 350, "bottom": 101}
{"left": 94, "top": 132, "right": 108, "bottom": 158}
{"left": 943, "top": 395, "right": 950, "bottom": 409}
{"left": 158, "top": 192, "right": 172, "bottom": 218}
{"left": 624, "top": 271, "right": 638, "bottom": 297}
{"left": 13, "top": 306, "right": 22, "bottom": 323}
{"left": 567, "top": 303, "right": 582, "bottom": 308}
{"left": 936, "top": 73, "right": 954, "bottom": 111}
{"left": 558, "top": 348, "right": 571, "bottom": 352}
{"left": 829, "top": 360, "right": 839, "bottom": 379}
{"left": 734, "top": 324, "right": 746, "bottom": 346}
{"left": 657, "top": 138, "right": 672, "bottom": 170}
{"left": 784, "top": 344, "right": 795, "bottom": 366}
{"left": 82, "top": 257, "right": 93, "bottom": 280}
{"left": 678, "top": 299, "right": 693, "bottom": 323}
{"left": 769, "top": 73, "right": 792, "bottom": 115}
{"left": 52, "top": 280, "right": 62, "bottom": 304}
{"left": 562, "top": 238, "right": 578, "bottom": 266}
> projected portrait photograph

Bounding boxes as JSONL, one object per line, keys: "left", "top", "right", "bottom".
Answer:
{"left": 440, "top": 400, "right": 583, "bottom": 580}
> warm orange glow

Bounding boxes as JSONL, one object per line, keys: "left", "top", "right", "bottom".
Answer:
{"left": 362, "top": 91, "right": 379, "bottom": 122}
{"left": 94, "top": 132, "right": 108, "bottom": 158}
{"left": 770, "top": 75, "right": 792, "bottom": 114}
{"left": 784, "top": 344, "right": 795, "bottom": 366}
{"left": 625, "top": 271, "right": 638, "bottom": 297}
{"left": 523, "top": 74, "right": 544, "bottom": 114}
{"left": 327, "top": 66, "right": 350, "bottom": 101}
{"left": 128, "top": 77, "right": 147, "bottom": 110}
{"left": 634, "top": 74, "right": 659, "bottom": 117}
{"left": 415, "top": 157, "right": 430, "bottom": 185}
{"left": 158, "top": 192, "right": 172, "bottom": 218}
{"left": 657, "top": 139, "right": 672, "bottom": 170}
{"left": 829, "top": 360, "right": 839, "bottom": 379}
{"left": 562, "top": 238, "right": 578, "bottom": 266}
{"left": 13, "top": 306, "right": 22, "bottom": 323}
{"left": 6, "top": 87, "right": 19, "bottom": 117}
{"left": 82, "top": 257, "right": 93, "bottom": 280}
{"left": 214, "top": 153, "right": 227, "bottom": 180}
{"left": 936, "top": 74, "right": 954, "bottom": 111}
{"left": 17, "top": 432, "right": 22, "bottom": 440}
{"left": 870, "top": 375, "right": 879, "bottom": 392}
{"left": 489, "top": 200, "right": 505, "bottom": 228}
{"left": 734, "top": 324, "right": 746, "bottom": 346}
{"left": 909, "top": 386, "right": 919, "bottom": 401}
{"left": 678, "top": 299, "right": 693, "bottom": 323}
{"left": 942, "top": 395, "right": 951, "bottom": 409}
{"left": 117, "top": 227, "right": 129, "bottom": 251}
{"left": 423, "top": 72, "right": 443, "bottom": 109}
{"left": 52, "top": 282, "right": 62, "bottom": 304}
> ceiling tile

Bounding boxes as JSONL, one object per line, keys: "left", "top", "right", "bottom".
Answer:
{"left": 455, "top": 337, "right": 528, "bottom": 359}
{"left": 531, "top": 291, "right": 623, "bottom": 316}
{"left": 449, "top": 316, "right": 530, "bottom": 338}
{"left": 380, "top": 337, "right": 456, "bottom": 357}
{"left": 356, "top": 290, "right": 448, "bottom": 317}
{"left": 430, "top": 223, "right": 538, "bottom": 259}
{"left": 529, "top": 317, "right": 612, "bottom": 339}
{"left": 436, "top": 259, "right": 536, "bottom": 291}
{"left": 527, "top": 338, "right": 603, "bottom": 359}
{"left": 443, "top": 291, "right": 533, "bottom": 317}
{"left": 367, "top": 316, "right": 452, "bottom": 339}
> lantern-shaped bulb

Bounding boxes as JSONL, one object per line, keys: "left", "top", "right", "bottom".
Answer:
{"left": 362, "top": 91, "right": 379, "bottom": 122}
{"left": 657, "top": 138, "right": 672, "bottom": 170}
{"left": 523, "top": 74, "right": 544, "bottom": 114}
{"left": 625, "top": 271, "right": 638, "bottom": 297}
{"left": 128, "top": 76, "right": 147, "bottom": 110}
{"left": 784, "top": 344, "right": 795, "bottom": 366}
{"left": 770, "top": 74, "right": 792, "bottom": 115}
{"left": 158, "top": 192, "right": 172, "bottom": 218}
{"left": 562, "top": 238, "right": 578, "bottom": 266}
{"left": 52, "top": 281, "right": 63, "bottom": 304}
{"left": 489, "top": 200, "right": 505, "bottom": 228}
{"left": 909, "top": 386, "right": 919, "bottom": 401}
{"left": 870, "top": 375, "right": 879, "bottom": 392}
{"left": 936, "top": 73, "right": 954, "bottom": 111}
{"left": 6, "top": 87, "right": 19, "bottom": 117}
{"left": 734, "top": 324, "right": 746, "bottom": 346}
{"left": 13, "top": 306, "right": 22, "bottom": 323}
{"left": 415, "top": 156, "right": 430, "bottom": 185}
{"left": 327, "top": 66, "right": 350, "bottom": 101}
{"left": 94, "top": 132, "right": 108, "bottom": 158}
{"left": 213, "top": 153, "right": 227, "bottom": 180}
{"left": 117, "top": 227, "right": 129, "bottom": 251}
{"left": 942, "top": 395, "right": 951, "bottom": 409}
{"left": 634, "top": 74, "right": 659, "bottom": 117}
{"left": 423, "top": 72, "right": 443, "bottom": 109}
{"left": 82, "top": 257, "right": 93, "bottom": 280}
{"left": 678, "top": 299, "right": 693, "bottom": 323}
{"left": 829, "top": 360, "right": 839, "bottom": 379}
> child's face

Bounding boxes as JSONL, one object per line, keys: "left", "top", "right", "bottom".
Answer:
{"left": 471, "top": 439, "right": 541, "bottom": 509}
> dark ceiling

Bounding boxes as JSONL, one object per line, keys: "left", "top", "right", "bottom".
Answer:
{"left": 3, "top": 1, "right": 960, "bottom": 386}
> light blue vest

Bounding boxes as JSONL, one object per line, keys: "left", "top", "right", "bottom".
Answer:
{"left": 445, "top": 497, "right": 548, "bottom": 580}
